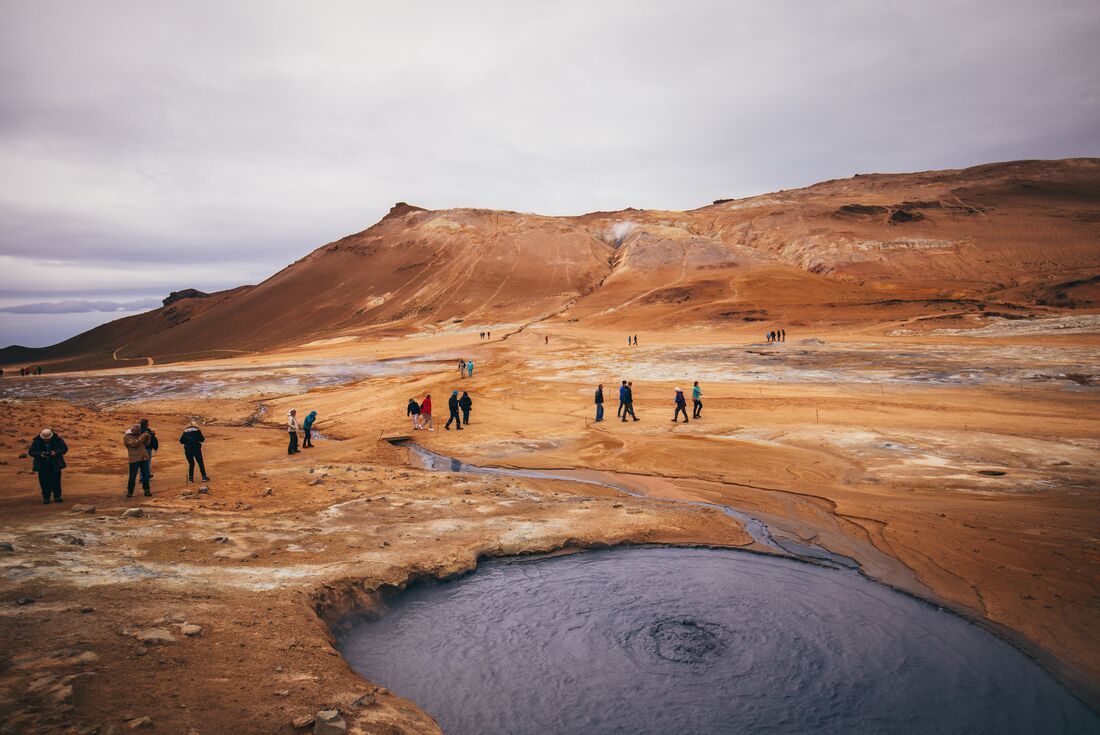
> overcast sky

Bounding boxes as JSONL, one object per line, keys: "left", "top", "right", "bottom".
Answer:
{"left": 2, "top": 0, "right": 1099, "bottom": 303}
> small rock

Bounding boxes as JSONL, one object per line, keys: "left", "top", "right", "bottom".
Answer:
{"left": 121, "top": 508, "right": 143, "bottom": 519}
{"left": 127, "top": 716, "right": 154, "bottom": 729}
{"left": 292, "top": 714, "right": 315, "bottom": 729}
{"left": 235, "top": 502, "right": 252, "bottom": 511}
{"left": 79, "top": 606, "right": 94, "bottom": 613}
{"left": 197, "top": 486, "right": 209, "bottom": 494}
{"left": 135, "top": 647, "right": 147, "bottom": 656}
{"left": 213, "top": 536, "right": 230, "bottom": 544}
{"left": 136, "top": 628, "right": 177, "bottom": 646}
{"left": 77, "top": 651, "right": 100, "bottom": 665}
{"left": 308, "top": 479, "right": 324, "bottom": 486}
{"left": 54, "top": 533, "right": 85, "bottom": 546}
{"left": 352, "top": 689, "right": 377, "bottom": 707}
{"left": 379, "top": 540, "right": 390, "bottom": 547}
{"left": 612, "top": 502, "right": 624, "bottom": 508}
{"left": 274, "top": 689, "right": 291, "bottom": 697}
{"left": 262, "top": 488, "right": 273, "bottom": 496}
{"left": 314, "top": 709, "right": 346, "bottom": 735}
{"left": 179, "top": 624, "right": 203, "bottom": 637}
{"left": 0, "top": 541, "right": 13, "bottom": 553}
{"left": 16, "top": 596, "right": 34, "bottom": 605}
{"left": 70, "top": 504, "right": 96, "bottom": 514}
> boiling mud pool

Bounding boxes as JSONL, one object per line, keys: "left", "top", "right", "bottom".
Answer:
{"left": 339, "top": 548, "right": 1098, "bottom": 735}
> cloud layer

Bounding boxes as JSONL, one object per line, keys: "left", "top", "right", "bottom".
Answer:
{"left": 1, "top": 0, "right": 1098, "bottom": 299}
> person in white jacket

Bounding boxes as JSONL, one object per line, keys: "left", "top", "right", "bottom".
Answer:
{"left": 287, "top": 409, "right": 300, "bottom": 455}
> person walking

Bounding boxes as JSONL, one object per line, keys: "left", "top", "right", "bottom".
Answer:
{"left": 445, "top": 390, "right": 463, "bottom": 430}
{"left": 421, "top": 394, "right": 434, "bottom": 431}
{"left": 467, "top": 359, "right": 474, "bottom": 378}
{"left": 407, "top": 397, "right": 422, "bottom": 430}
{"left": 673, "top": 388, "right": 689, "bottom": 423}
{"left": 627, "top": 336, "right": 632, "bottom": 347}
{"left": 617, "top": 380, "right": 627, "bottom": 418}
{"left": 179, "top": 422, "right": 209, "bottom": 482}
{"left": 287, "top": 410, "right": 300, "bottom": 455}
{"left": 123, "top": 423, "right": 152, "bottom": 497}
{"left": 139, "top": 418, "right": 158, "bottom": 479}
{"left": 29, "top": 428, "right": 68, "bottom": 504}
{"left": 623, "top": 381, "right": 639, "bottom": 421}
{"left": 781, "top": 328, "right": 786, "bottom": 342}
{"left": 633, "top": 335, "right": 638, "bottom": 346}
{"left": 692, "top": 381, "right": 703, "bottom": 418}
{"left": 594, "top": 384, "right": 604, "bottom": 422}
{"left": 459, "top": 359, "right": 467, "bottom": 379}
{"left": 302, "top": 410, "right": 317, "bottom": 448}
{"left": 459, "top": 391, "right": 473, "bottom": 424}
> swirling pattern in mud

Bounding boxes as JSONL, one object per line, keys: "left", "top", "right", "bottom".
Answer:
{"left": 339, "top": 548, "right": 1098, "bottom": 735}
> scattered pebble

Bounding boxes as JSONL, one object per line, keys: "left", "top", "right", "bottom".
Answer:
{"left": 179, "top": 623, "right": 203, "bottom": 637}
{"left": 262, "top": 487, "right": 274, "bottom": 496}
{"left": 313, "top": 709, "right": 346, "bottom": 735}
{"left": 0, "top": 541, "right": 13, "bottom": 553}
{"left": 126, "top": 716, "right": 154, "bottom": 729}
{"left": 121, "top": 508, "right": 144, "bottom": 519}
{"left": 291, "top": 714, "right": 314, "bottom": 729}
{"left": 135, "top": 628, "right": 177, "bottom": 646}
{"left": 69, "top": 504, "right": 96, "bottom": 514}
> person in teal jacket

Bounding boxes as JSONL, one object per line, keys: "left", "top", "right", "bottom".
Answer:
{"left": 302, "top": 410, "right": 317, "bottom": 448}
{"left": 466, "top": 359, "right": 474, "bottom": 378}
{"left": 692, "top": 381, "right": 703, "bottom": 419}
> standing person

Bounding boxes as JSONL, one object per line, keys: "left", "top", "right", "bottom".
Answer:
{"left": 634, "top": 335, "right": 638, "bottom": 346}
{"left": 545, "top": 335, "right": 549, "bottom": 345}
{"left": 123, "top": 423, "right": 152, "bottom": 497}
{"left": 302, "top": 410, "right": 317, "bottom": 448}
{"left": 459, "top": 391, "right": 473, "bottom": 425}
{"left": 623, "top": 381, "right": 639, "bottom": 421}
{"left": 673, "top": 388, "right": 689, "bottom": 423}
{"left": 467, "top": 359, "right": 474, "bottom": 378}
{"left": 139, "top": 418, "right": 158, "bottom": 479}
{"left": 179, "top": 422, "right": 209, "bottom": 483}
{"left": 617, "top": 380, "right": 628, "bottom": 418}
{"left": 692, "top": 381, "right": 703, "bottom": 419}
{"left": 445, "top": 390, "right": 463, "bottom": 430}
{"left": 421, "top": 394, "right": 434, "bottom": 431}
{"left": 407, "top": 397, "right": 422, "bottom": 430}
{"left": 781, "top": 328, "right": 786, "bottom": 342}
{"left": 29, "top": 428, "right": 68, "bottom": 504}
{"left": 627, "top": 336, "right": 632, "bottom": 347}
{"left": 459, "top": 359, "right": 467, "bottom": 379}
{"left": 287, "top": 410, "right": 300, "bottom": 455}
{"left": 594, "top": 384, "right": 604, "bottom": 422}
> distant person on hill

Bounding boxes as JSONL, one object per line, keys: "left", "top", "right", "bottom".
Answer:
{"left": 673, "top": 388, "right": 689, "bottom": 423}
{"left": 421, "top": 394, "right": 434, "bottom": 431}
{"left": 0, "top": 368, "right": 4, "bottom": 378}
{"left": 622, "top": 381, "right": 639, "bottom": 422}
{"left": 781, "top": 328, "right": 786, "bottom": 342}
{"left": 123, "top": 423, "right": 152, "bottom": 497}
{"left": 407, "top": 397, "right": 422, "bottom": 430}
{"left": 29, "top": 428, "right": 68, "bottom": 504}
{"left": 459, "top": 359, "right": 467, "bottom": 379}
{"left": 634, "top": 335, "right": 638, "bottom": 345}
{"left": 459, "top": 391, "right": 473, "bottom": 424}
{"left": 692, "top": 381, "right": 703, "bottom": 418}
{"left": 287, "top": 410, "right": 300, "bottom": 455}
{"left": 487, "top": 331, "right": 491, "bottom": 339}
{"left": 627, "top": 336, "right": 631, "bottom": 347}
{"left": 545, "top": 335, "right": 549, "bottom": 345}
{"left": 617, "top": 380, "right": 627, "bottom": 418}
{"left": 179, "top": 421, "right": 209, "bottom": 482}
{"left": 139, "top": 418, "right": 158, "bottom": 479}
{"left": 480, "top": 332, "right": 485, "bottom": 340}
{"left": 302, "top": 410, "right": 317, "bottom": 448}
{"left": 594, "top": 383, "right": 604, "bottom": 422}
{"left": 445, "top": 390, "right": 463, "bottom": 430}
{"left": 37, "top": 366, "right": 43, "bottom": 375}
{"left": 467, "top": 359, "right": 474, "bottom": 378}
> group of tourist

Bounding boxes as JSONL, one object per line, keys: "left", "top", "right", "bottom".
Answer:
{"left": 594, "top": 380, "right": 703, "bottom": 424}
{"left": 406, "top": 391, "right": 473, "bottom": 431}
{"left": 767, "top": 329, "right": 787, "bottom": 343}
{"left": 3, "top": 366, "right": 44, "bottom": 377}
{"left": 458, "top": 359, "right": 475, "bottom": 378}
{"left": 287, "top": 409, "right": 318, "bottom": 454}
{"left": 627, "top": 335, "right": 638, "bottom": 346}
{"left": 478, "top": 331, "right": 492, "bottom": 340}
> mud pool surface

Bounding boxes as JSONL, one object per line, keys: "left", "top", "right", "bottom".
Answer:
{"left": 339, "top": 548, "right": 1098, "bottom": 735}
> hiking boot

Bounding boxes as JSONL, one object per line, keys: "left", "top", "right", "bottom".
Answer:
{"left": 187, "top": 476, "right": 194, "bottom": 483}
{"left": 143, "top": 491, "right": 152, "bottom": 497}
{"left": 126, "top": 492, "right": 133, "bottom": 498}
{"left": 42, "top": 497, "right": 51, "bottom": 505}
{"left": 53, "top": 497, "right": 63, "bottom": 502}
{"left": 201, "top": 476, "right": 210, "bottom": 482}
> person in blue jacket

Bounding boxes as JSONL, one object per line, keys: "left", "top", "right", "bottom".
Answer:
{"left": 302, "top": 410, "right": 317, "bottom": 448}
{"left": 692, "top": 381, "right": 703, "bottom": 419}
{"left": 672, "top": 387, "right": 689, "bottom": 423}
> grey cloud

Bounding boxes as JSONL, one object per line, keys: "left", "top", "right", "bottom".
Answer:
{"left": 0, "top": 298, "right": 161, "bottom": 314}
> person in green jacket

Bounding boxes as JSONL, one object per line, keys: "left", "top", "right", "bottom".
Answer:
{"left": 302, "top": 410, "right": 317, "bottom": 448}
{"left": 692, "top": 381, "right": 703, "bottom": 419}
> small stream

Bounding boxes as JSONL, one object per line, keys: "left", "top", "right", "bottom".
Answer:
{"left": 339, "top": 547, "right": 1099, "bottom": 734}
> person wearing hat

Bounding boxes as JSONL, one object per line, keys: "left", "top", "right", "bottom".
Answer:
{"left": 672, "top": 387, "right": 689, "bottom": 423}
{"left": 445, "top": 390, "right": 463, "bottom": 430}
{"left": 28, "top": 428, "right": 68, "bottom": 504}
{"left": 123, "top": 423, "right": 153, "bottom": 497}
{"left": 287, "top": 409, "right": 300, "bottom": 455}
{"left": 179, "top": 421, "right": 209, "bottom": 482}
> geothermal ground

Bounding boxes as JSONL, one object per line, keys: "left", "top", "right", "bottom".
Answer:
{"left": 1, "top": 317, "right": 1098, "bottom": 733}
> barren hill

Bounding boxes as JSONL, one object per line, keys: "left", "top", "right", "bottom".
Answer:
{"left": 4, "top": 158, "right": 1099, "bottom": 371}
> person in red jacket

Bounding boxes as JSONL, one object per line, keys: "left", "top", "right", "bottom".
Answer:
{"left": 420, "top": 394, "right": 434, "bottom": 431}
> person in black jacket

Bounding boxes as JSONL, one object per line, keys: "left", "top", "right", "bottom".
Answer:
{"left": 594, "top": 384, "right": 604, "bottom": 422}
{"left": 179, "top": 422, "right": 209, "bottom": 482}
{"left": 407, "top": 397, "right": 422, "bottom": 430}
{"left": 672, "top": 387, "right": 689, "bottom": 423}
{"left": 139, "top": 418, "right": 158, "bottom": 479}
{"left": 29, "top": 428, "right": 68, "bottom": 504}
{"left": 459, "top": 391, "right": 473, "bottom": 425}
{"left": 445, "top": 390, "right": 463, "bottom": 430}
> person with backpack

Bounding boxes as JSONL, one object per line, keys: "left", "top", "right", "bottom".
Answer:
{"left": 179, "top": 422, "right": 209, "bottom": 482}
{"left": 287, "top": 410, "right": 300, "bottom": 455}
{"left": 302, "top": 410, "right": 317, "bottom": 448}
{"left": 29, "top": 428, "right": 68, "bottom": 504}
{"left": 467, "top": 359, "right": 474, "bottom": 378}
{"left": 139, "top": 418, "right": 158, "bottom": 478}
{"left": 459, "top": 391, "right": 473, "bottom": 425}
{"left": 692, "top": 381, "right": 703, "bottom": 419}
{"left": 123, "top": 423, "right": 152, "bottom": 497}
{"left": 673, "top": 387, "right": 689, "bottom": 423}
{"left": 407, "top": 397, "right": 422, "bottom": 430}
{"left": 420, "top": 394, "right": 434, "bottom": 431}
{"left": 594, "top": 383, "right": 604, "bottom": 422}
{"left": 622, "top": 381, "right": 639, "bottom": 421}
{"left": 446, "top": 390, "right": 463, "bottom": 430}
{"left": 459, "top": 359, "right": 467, "bottom": 379}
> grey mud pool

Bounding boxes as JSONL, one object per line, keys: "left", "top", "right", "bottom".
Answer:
{"left": 338, "top": 547, "right": 1099, "bottom": 735}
